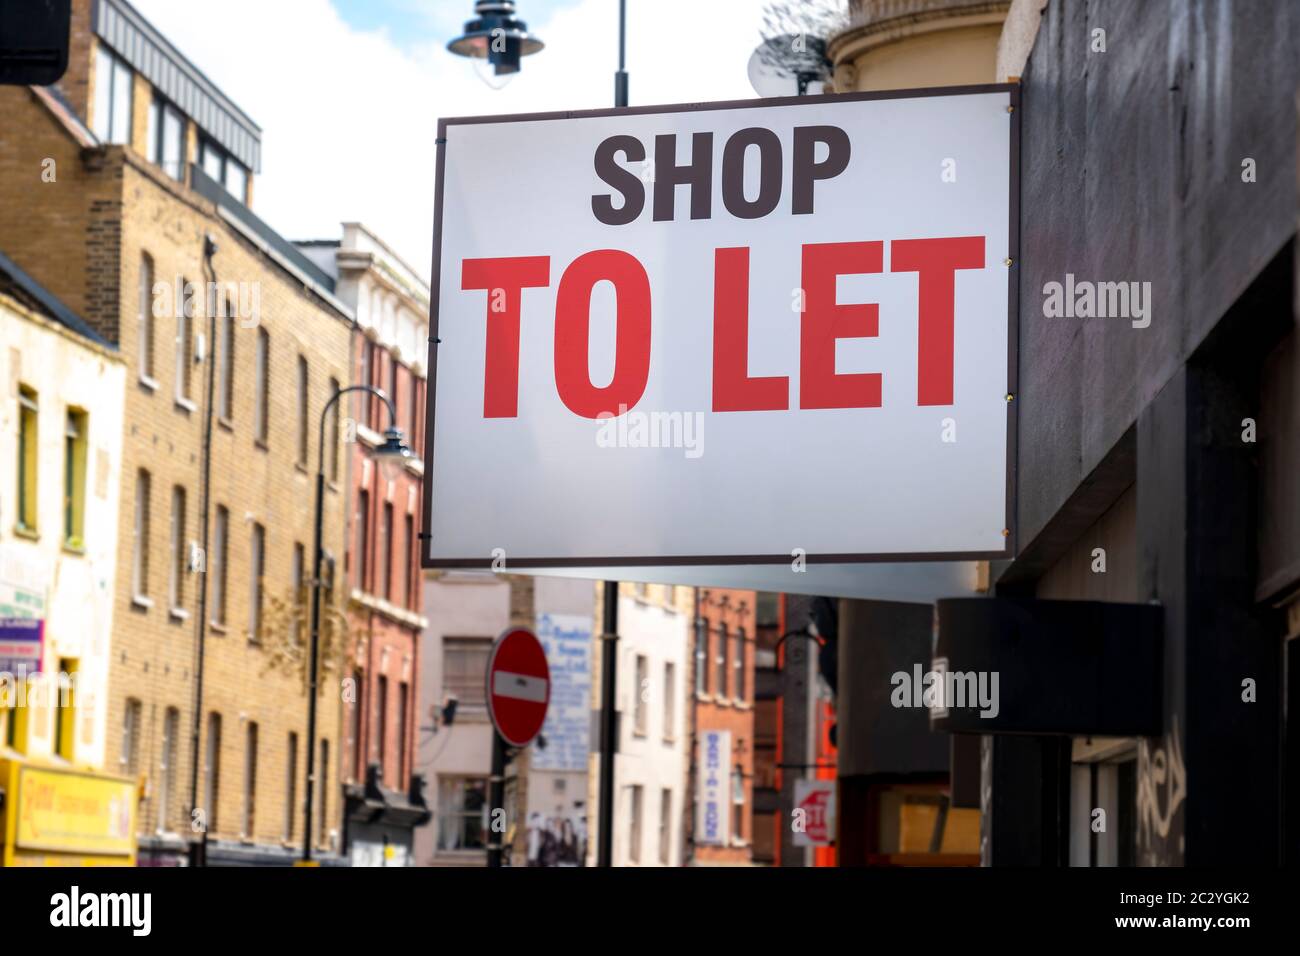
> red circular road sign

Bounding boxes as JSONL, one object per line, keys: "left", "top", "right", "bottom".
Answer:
{"left": 486, "top": 626, "right": 551, "bottom": 747}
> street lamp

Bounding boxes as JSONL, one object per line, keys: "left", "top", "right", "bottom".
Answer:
{"left": 447, "top": 1, "right": 545, "bottom": 89}
{"left": 302, "top": 385, "right": 410, "bottom": 864}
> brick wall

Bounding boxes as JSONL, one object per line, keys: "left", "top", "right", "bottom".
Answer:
{"left": 0, "top": 86, "right": 354, "bottom": 852}
{"left": 692, "top": 588, "right": 757, "bottom": 864}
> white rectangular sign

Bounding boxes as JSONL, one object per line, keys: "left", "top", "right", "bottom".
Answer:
{"left": 424, "top": 87, "right": 1017, "bottom": 568}
{"left": 793, "top": 778, "right": 837, "bottom": 847}
{"left": 696, "top": 729, "right": 732, "bottom": 846}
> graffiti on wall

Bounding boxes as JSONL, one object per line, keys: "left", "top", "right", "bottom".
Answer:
{"left": 1136, "top": 721, "right": 1185, "bottom": 859}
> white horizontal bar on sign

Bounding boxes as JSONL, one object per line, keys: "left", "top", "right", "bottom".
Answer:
{"left": 514, "top": 562, "right": 981, "bottom": 605}
{"left": 493, "top": 670, "right": 547, "bottom": 703}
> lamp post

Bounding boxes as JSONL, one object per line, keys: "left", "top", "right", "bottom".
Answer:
{"left": 447, "top": 1, "right": 545, "bottom": 88}
{"left": 595, "top": 0, "right": 629, "bottom": 871}
{"left": 301, "top": 385, "right": 410, "bottom": 864}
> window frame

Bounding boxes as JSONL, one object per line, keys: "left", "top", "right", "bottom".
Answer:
{"left": 254, "top": 327, "right": 270, "bottom": 444}
{"left": 138, "top": 254, "right": 156, "bottom": 383}
{"left": 436, "top": 775, "right": 489, "bottom": 852}
{"left": 662, "top": 661, "right": 676, "bottom": 743}
{"left": 167, "top": 484, "right": 187, "bottom": 614}
{"left": 204, "top": 712, "right": 222, "bottom": 834}
{"left": 93, "top": 45, "right": 133, "bottom": 144}
{"left": 211, "top": 504, "right": 229, "bottom": 627}
{"left": 296, "top": 355, "right": 309, "bottom": 466}
{"left": 16, "top": 386, "right": 38, "bottom": 534}
{"left": 149, "top": 94, "right": 185, "bottom": 182}
{"left": 174, "top": 281, "right": 195, "bottom": 407}
{"left": 632, "top": 654, "right": 648, "bottom": 737}
{"left": 442, "top": 636, "right": 492, "bottom": 718}
{"left": 131, "top": 469, "right": 151, "bottom": 602}
{"left": 248, "top": 521, "right": 265, "bottom": 643}
{"left": 242, "top": 720, "right": 258, "bottom": 839}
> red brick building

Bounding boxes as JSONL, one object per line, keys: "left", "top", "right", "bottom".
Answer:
{"left": 297, "top": 224, "right": 430, "bottom": 865}
{"left": 689, "top": 588, "right": 757, "bottom": 864}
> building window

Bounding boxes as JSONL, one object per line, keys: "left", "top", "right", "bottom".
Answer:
{"left": 285, "top": 732, "right": 298, "bottom": 842}
{"left": 437, "top": 776, "right": 488, "bottom": 851}
{"left": 16, "top": 385, "right": 38, "bottom": 533}
{"left": 388, "top": 355, "right": 400, "bottom": 433}
{"left": 733, "top": 627, "right": 745, "bottom": 704}
{"left": 211, "top": 505, "right": 228, "bottom": 626}
{"left": 663, "top": 662, "right": 676, "bottom": 742}
{"left": 633, "top": 654, "right": 648, "bottom": 736}
{"left": 360, "top": 339, "right": 375, "bottom": 428}
{"left": 254, "top": 328, "right": 269, "bottom": 443}
{"left": 248, "top": 522, "right": 265, "bottom": 643}
{"left": 1069, "top": 755, "right": 1138, "bottom": 866}
{"left": 409, "top": 376, "right": 422, "bottom": 458}
{"left": 132, "top": 469, "right": 151, "bottom": 599}
{"left": 148, "top": 96, "right": 185, "bottom": 181}
{"left": 54, "top": 658, "right": 77, "bottom": 760}
{"left": 291, "top": 542, "right": 305, "bottom": 645}
{"left": 121, "top": 698, "right": 142, "bottom": 775}
{"left": 243, "top": 721, "right": 258, "bottom": 838}
{"left": 227, "top": 162, "right": 248, "bottom": 205}
{"left": 716, "top": 625, "right": 729, "bottom": 700}
{"left": 92, "top": 45, "right": 132, "bottom": 144}
{"left": 168, "top": 485, "right": 187, "bottom": 612}
{"left": 218, "top": 314, "right": 235, "bottom": 421}
{"left": 204, "top": 712, "right": 222, "bottom": 833}
{"left": 356, "top": 488, "right": 370, "bottom": 590}
{"left": 199, "top": 138, "right": 249, "bottom": 203}
{"left": 694, "top": 617, "right": 707, "bottom": 696}
{"left": 138, "top": 254, "right": 155, "bottom": 380}
{"left": 381, "top": 502, "right": 394, "bottom": 600}
{"left": 349, "top": 669, "right": 364, "bottom": 781}
{"left": 732, "top": 767, "right": 745, "bottom": 844}
{"left": 403, "top": 513, "right": 414, "bottom": 608}
{"left": 635, "top": 581, "right": 648, "bottom": 601}
{"left": 397, "top": 682, "right": 409, "bottom": 785}
{"left": 175, "top": 281, "right": 194, "bottom": 404}
{"left": 443, "top": 637, "right": 491, "bottom": 716}
{"left": 328, "top": 376, "right": 341, "bottom": 480}
{"left": 159, "top": 707, "right": 179, "bottom": 832}
{"left": 375, "top": 674, "right": 388, "bottom": 780}
{"left": 317, "top": 739, "right": 330, "bottom": 846}
{"left": 628, "top": 785, "right": 643, "bottom": 864}
{"left": 63, "top": 409, "right": 87, "bottom": 547}
{"left": 659, "top": 788, "right": 672, "bottom": 865}
{"left": 296, "top": 355, "right": 309, "bottom": 466}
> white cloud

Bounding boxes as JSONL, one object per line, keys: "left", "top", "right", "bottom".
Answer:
{"left": 129, "top": 0, "right": 774, "bottom": 281}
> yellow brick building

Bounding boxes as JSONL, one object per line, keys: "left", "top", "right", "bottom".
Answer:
{"left": 0, "top": 0, "right": 353, "bottom": 864}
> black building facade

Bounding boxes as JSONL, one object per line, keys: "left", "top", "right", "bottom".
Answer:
{"left": 832, "top": 0, "right": 1299, "bottom": 867}
{"left": 973, "top": 0, "right": 1297, "bottom": 866}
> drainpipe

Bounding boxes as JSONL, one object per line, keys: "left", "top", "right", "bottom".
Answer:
{"left": 188, "top": 233, "right": 220, "bottom": 866}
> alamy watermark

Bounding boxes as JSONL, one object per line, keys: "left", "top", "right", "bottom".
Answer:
{"left": 1042, "top": 273, "right": 1151, "bottom": 328}
{"left": 152, "top": 275, "right": 262, "bottom": 329}
{"left": 595, "top": 404, "right": 704, "bottom": 459}
{"left": 890, "top": 659, "right": 999, "bottom": 719}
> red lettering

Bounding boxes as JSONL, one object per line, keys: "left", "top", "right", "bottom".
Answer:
{"left": 799, "top": 241, "right": 883, "bottom": 409}
{"left": 554, "top": 250, "right": 652, "bottom": 419}
{"left": 461, "top": 256, "right": 551, "bottom": 418}
{"left": 890, "top": 236, "right": 985, "bottom": 406}
{"left": 712, "top": 247, "right": 789, "bottom": 411}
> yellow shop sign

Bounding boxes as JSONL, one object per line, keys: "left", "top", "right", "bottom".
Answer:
{"left": 4, "top": 762, "right": 136, "bottom": 863}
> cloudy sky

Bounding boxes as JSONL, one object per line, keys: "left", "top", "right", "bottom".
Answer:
{"left": 131, "top": 0, "right": 782, "bottom": 281}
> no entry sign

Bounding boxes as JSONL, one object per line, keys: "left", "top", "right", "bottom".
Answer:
{"left": 424, "top": 86, "right": 1017, "bottom": 567}
{"left": 486, "top": 627, "right": 551, "bottom": 747}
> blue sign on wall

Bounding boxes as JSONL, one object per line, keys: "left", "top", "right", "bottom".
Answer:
{"left": 0, "top": 617, "right": 44, "bottom": 676}
{"left": 532, "top": 613, "right": 591, "bottom": 772}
